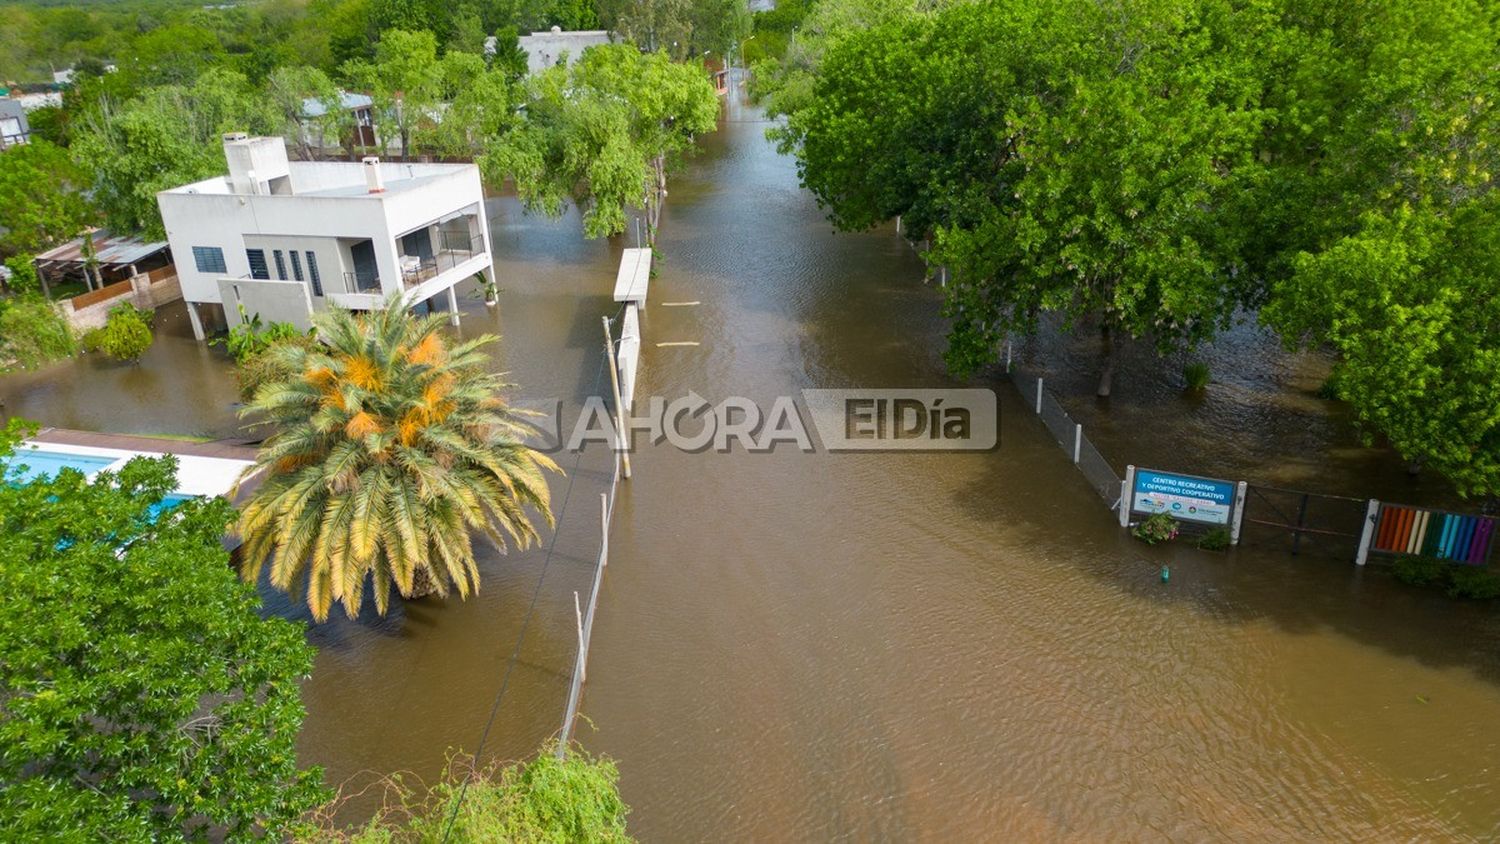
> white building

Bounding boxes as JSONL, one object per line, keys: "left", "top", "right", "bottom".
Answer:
{"left": 486, "top": 27, "right": 613, "bottom": 75}
{"left": 157, "top": 134, "right": 494, "bottom": 340}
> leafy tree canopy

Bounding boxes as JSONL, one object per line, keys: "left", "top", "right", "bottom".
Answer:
{"left": 0, "top": 419, "right": 327, "bottom": 838}
{"left": 0, "top": 138, "right": 95, "bottom": 256}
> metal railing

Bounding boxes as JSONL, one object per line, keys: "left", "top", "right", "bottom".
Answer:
{"left": 343, "top": 269, "right": 380, "bottom": 293}
{"left": 400, "top": 234, "right": 484, "bottom": 288}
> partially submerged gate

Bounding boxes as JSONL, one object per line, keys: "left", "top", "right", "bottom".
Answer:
{"left": 1238, "top": 484, "right": 1368, "bottom": 560}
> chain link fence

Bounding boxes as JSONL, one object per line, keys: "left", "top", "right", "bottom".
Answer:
{"left": 1008, "top": 364, "right": 1124, "bottom": 510}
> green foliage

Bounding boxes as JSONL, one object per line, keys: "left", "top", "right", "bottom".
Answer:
{"left": 297, "top": 744, "right": 631, "bottom": 842}
{"left": 0, "top": 428, "right": 327, "bottom": 838}
{"left": 1132, "top": 513, "right": 1180, "bottom": 545}
{"left": 599, "top": 0, "right": 749, "bottom": 58}
{"left": 3, "top": 254, "right": 40, "bottom": 295}
{"left": 1392, "top": 556, "right": 1500, "bottom": 600}
{"left": 1195, "top": 526, "right": 1231, "bottom": 552}
{"left": 90, "top": 301, "right": 155, "bottom": 362}
{"left": 482, "top": 44, "right": 720, "bottom": 243}
{"left": 1183, "top": 362, "right": 1212, "bottom": 392}
{"left": 72, "top": 68, "right": 276, "bottom": 239}
{"left": 0, "top": 138, "right": 95, "bottom": 255}
{"left": 0, "top": 295, "right": 75, "bottom": 371}
{"left": 237, "top": 305, "right": 557, "bottom": 622}
{"left": 1266, "top": 200, "right": 1500, "bottom": 496}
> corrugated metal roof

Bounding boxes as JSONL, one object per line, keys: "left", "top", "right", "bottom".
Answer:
{"left": 34, "top": 229, "right": 168, "bottom": 268}
{"left": 301, "top": 91, "right": 374, "bottom": 118}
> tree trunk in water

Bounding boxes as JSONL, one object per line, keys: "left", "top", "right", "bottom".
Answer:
{"left": 407, "top": 565, "right": 438, "bottom": 599}
{"left": 1407, "top": 456, "right": 1425, "bottom": 477}
{"left": 1096, "top": 322, "right": 1117, "bottom": 398}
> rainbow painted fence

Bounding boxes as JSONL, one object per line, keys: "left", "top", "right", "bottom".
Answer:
{"left": 1370, "top": 504, "right": 1499, "bottom": 565}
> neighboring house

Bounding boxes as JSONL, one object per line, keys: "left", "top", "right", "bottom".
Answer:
{"left": 11, "top": 91, "right": 62, "bottom": 110}
{"left": 486, "top": 27, "right": 613, "bottom": 75}
{"left": 157, "top": 134, "right": 495, "bottom": 339}
{"left": 52, "top": 63, "right": 116, "bottom": 86}
{"left": 300, "top": 91, "right": 379, "bottom": 154}
{"left": 0, "top": 99, "right": 28, "bottom": 149}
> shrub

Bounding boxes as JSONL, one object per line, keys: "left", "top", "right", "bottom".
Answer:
{"left": 296, "top": 744, "right": 631, "bottom": 842}
{"left": 1392, "top": 555, "right": 1447, "bottom": 588}
{"left": 93, "top": 302, "right": 154, "bottom": 362}
{"left": 1445, "top": 566, "right": 1500, "bottom": 600}
{"left": 1132, "top": 512, "right": 1179, "bottom": 545}
{"left": 3, "top": 254, "right": 39, "bottom": 295}
{"left": 1196, "top": 526, "right": 1231, "bottom": 551}
{"left": 1391, "top": 556, "right": 1500, "bottom": 599}
{"left": 0, "top": 295, "right": 74, "bottom": 370}
{"left": 1183, "top": 361, "right": 1211, "bottom": 391}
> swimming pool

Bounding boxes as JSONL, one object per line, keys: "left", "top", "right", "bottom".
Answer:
{"left": 2, "top": 448, "right": 119, "bottom": 483}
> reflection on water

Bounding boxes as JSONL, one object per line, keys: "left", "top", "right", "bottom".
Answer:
{"left": 2, "top": 81, "right": 1498, "bottom": 841}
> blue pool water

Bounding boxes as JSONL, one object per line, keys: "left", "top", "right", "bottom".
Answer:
{"left": 3, "top": 448, "right": 118, "bottom": 482}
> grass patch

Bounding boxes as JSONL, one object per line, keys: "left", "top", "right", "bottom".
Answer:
{"left": 1183, "top": 361, "right": 1211, "bottom": 391}
{"left": 1392, "top": 555, "right": 1500, "bottom": 599}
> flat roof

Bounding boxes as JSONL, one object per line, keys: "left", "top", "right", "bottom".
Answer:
{"left": 613, "top": 247, "right": 651, "bottom": 304}
{"left": 34, "top": 229, "right": 169, "bottom": 269}
{"left": 13, "top": 441, "right": 253, "bottom": 498}
{"left": 162, "top": 160, "right": 473, "bottom": 199}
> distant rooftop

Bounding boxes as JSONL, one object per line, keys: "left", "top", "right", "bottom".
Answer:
{"left": 301, "top": 91, "right": 374, "bottom": 118}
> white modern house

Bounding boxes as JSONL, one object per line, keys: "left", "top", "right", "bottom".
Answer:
{"left": 157, "top": 134, "right": 494, "bottom": 339}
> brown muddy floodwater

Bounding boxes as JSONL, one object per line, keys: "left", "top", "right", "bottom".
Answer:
{"left": 4, "top": 85, "right": 1499, "bottom": 840}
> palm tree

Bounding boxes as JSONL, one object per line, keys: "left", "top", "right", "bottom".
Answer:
{"left": 235, "top": 305, "right": 556, "bottom": 622}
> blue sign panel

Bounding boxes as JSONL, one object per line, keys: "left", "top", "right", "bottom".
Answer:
{"left": 1131, "top": 468, "right": 1236, "bottom": 526}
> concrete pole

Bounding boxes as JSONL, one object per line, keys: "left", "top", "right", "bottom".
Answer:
{"left": 1355, "top": 499, "right": 1380, "bottom": 565}
{"left": 446, "top": 285, "right": 460, "bottom": 326}
{"left": 185, "top": 301, "right": 206, "bottom": 342}
{"left": 602, "top": 316, "right": 632, "bottom": 479}
{"left": 574, "top": 591, "right": 585, "bottom": 683}
{"left": 1034, "top": 377, "right": 1044, "bottom": 414}
{"left": 1072, "top": 423, "right": 1082, "bottom": 464}
{"left": 1119, "top": 465, "right": 1135, "bottom": 528}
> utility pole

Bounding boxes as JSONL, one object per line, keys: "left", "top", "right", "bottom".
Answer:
{"left": 602, "top": 315, "right": 632, "bottom": 479}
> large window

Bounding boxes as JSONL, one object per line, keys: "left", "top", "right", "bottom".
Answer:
{"left": 305, "top": 252, "right": 323, "bottom": 297}
{"left": 246, "top": 249, "right": 269, "bottom": 280}
{"left": 191, "top": 246, "right": 226, "bottom": 274}
{"left": 272, "top": 250, "right": 287, "bottom": 281}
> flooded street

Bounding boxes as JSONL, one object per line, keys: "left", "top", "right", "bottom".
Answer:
{"left": 5, "top": 85, "right": 1500, "bottom": 839}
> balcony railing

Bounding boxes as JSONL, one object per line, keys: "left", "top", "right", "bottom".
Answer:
{"left": 399, "top": 234, "right": 484, "bottom": 288}
{"left": 344, "top": 269, "right": 381, "bottom": 293}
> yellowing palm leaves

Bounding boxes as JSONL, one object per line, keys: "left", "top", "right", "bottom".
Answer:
{"left": 236, "top": 305, "right": 557, "bottom": 621}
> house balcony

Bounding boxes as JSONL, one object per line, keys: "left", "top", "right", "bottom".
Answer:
{"left": 399, "top": 233, "right": 485, "bottom": 288}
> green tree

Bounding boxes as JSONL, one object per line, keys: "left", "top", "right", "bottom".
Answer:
{"left": 237, "top": 305, "right": 557, "bottom": 622}
{"left": 0, "top": 421, "right": 327, "bottom": 838}
{"left": 786, "top": 0, "right": 1269, "bottom": 392}
{"left": 0, "top": 139, "right": 95, "bottom": 256}
{"left": 72, "top": 68, "right": 274, "bottom": 238}
{"left": 341, "top": 29, "right": 445, "bottom": 157}
{"left": 1267, "top": 201, "right": 1500, "bottom": 496}
{"left": 483, "top": 44, "right": 719, "bottom": 242}
{"left": 266, "top": 65, "right": 343, "bottom": 160}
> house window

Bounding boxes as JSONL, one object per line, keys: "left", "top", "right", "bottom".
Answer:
{"left": 246, "top": 249, "right": 269, "bottom": 280}
{"left": 306, "top": 251, "right": 323, "bottom": 297}
{"left": 191, "top": 246, "right": 226, "bottom": 274}
{"left": 289, "top": 250, "right": 304, "bottom": 282}
{"left": 272, "top": 250, "right": 287, "bottom": 280}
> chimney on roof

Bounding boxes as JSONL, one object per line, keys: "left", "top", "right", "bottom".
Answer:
{"left": 362, "top": 156, "right": 385, "bottom": 193}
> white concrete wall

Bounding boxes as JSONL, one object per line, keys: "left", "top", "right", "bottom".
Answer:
{"left": 242, "top": 234, "right": 352, "bottom": 298}
{"left": 217, "top": 277, "right": 315, "bottom": 331}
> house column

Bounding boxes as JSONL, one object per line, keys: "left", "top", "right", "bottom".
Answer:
{"left": 185, "top": 301, "right": 206, "bottom": 341}
{"left": 446, "top": 285, "right": 460, "bottom": 326}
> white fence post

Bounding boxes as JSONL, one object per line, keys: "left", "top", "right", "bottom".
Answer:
{"left": 574, "top": 591, "right": 586, "bottom": 683}
{"left": 1230, "top": 480, "right": 1249, "bottom": 545}
{"left": 1072, "top": 424, "right": 1082, "bottom": 464}
{"left": 1355, "top": 499, "right": 1380, "bottom": 565}
{"left": 1119, "top": 465, "right": 1135, "bottom": 527}
{"left": 1005, "top": 340, "right": 1013, "bottom": 372}
{"left": 1034, "top": 377, "right": 1044, "bottom": 414}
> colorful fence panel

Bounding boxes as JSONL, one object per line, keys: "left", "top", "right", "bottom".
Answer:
{"left": 1372, "top": 504, "right": 1497, "bottom": 564}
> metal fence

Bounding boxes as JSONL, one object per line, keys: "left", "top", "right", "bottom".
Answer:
{"left": 1008, "top": 364, "right": 1124, "bottom": 509}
